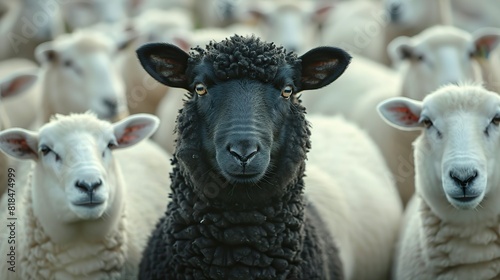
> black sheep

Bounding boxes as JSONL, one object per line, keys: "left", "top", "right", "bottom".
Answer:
{"left": 137, "top": 35, "right": 351, "bottom": 280}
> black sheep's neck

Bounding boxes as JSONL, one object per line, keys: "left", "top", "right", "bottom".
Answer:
{"left": 165, "top": 161, "right": 307, "bottom": 279}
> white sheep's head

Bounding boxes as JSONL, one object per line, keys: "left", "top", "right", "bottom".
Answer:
{"left": 385, "top": 0, "right": 440, "bottom": 27}
{"left": 378, "top": 84, "right": 500, "bottom": 222}
{"left": 388, "top": 26, "right": 500, "bottom": 101}
{"left": 0, "top": 71, "right": 38, "bottom": 130}
{"left": 0, "top": 113, "right": 158, "bottom": 230}
{"left": 61, "top": 0, "right": 127, "bottom": 31}
{"left": 35, "top": 30, "right": 128, "bottom": 121}
{"left": 245, "top": 0, "right": 332, "bottom": 53}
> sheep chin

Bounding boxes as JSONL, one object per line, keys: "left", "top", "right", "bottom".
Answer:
{"left": 69, "top": 202, "right": 107, "bottom": 220}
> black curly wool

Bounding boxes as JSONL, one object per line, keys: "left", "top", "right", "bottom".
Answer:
{"left": 139, "top": 36, "right": 343, "bottom": 280}
{"left": 188, "top": 35, "right": 299, "bottom": 83}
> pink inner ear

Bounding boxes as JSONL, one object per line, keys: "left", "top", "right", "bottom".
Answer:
{"left": 2, "top": 78, "right": 24, "bottom": 98}
{"left": 117, "top": 124, "right": 146, "bottom": 145}
{"left": 389, "top": 106, "right": 419, "bottom": 125}
{"left": 476, "top": 36, "right": 498, "bottom": 58}
{"left": 7, "top": 138, "right": 33, "bottom": 155}
{"left": 174, "top": 37, "right": 190, "bottom": 52}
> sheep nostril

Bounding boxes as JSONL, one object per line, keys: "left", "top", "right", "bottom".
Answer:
{"left": 75, "top": 179, "right": 102, "bottom": 193}
{"left": 450, "top": 170, "right": 478, "bottom": 188}
{"left": 389, "top": 3, "right": 401, "bottom": 21}
{"left": 228, "top": 145, "right": 259, "bottom": 165}
{"left": 103, "top": 98, "right": 118, "bottom": 114}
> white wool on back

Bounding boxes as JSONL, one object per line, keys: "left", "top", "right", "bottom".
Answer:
{"left": 305, "top": 115, "right": 402, "bottom": 280}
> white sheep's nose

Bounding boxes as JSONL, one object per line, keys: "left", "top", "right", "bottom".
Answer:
{"left": 75, "top": 179, "right": 102, "bottom": 193}
{"left": 449, "top": 169, "right": 478, "bottom": 189}
{"left": 103, "top": 98, "right": 118, "bottom": 115}
{"left": 388, "top": 3, "right": 401, "bottom": 22}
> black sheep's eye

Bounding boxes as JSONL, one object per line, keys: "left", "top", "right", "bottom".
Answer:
{"left": 195, "top": 83, "right": 207, "bottom": 96}
{"left": 281, "top": 85, "right": 293, "bottom": 99}
{"left": 416, "top": 54, "right": 425, "bottom": 62}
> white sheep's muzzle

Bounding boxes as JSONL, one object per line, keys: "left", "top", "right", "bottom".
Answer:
{"left": 442, "top": 160, "right": 487, "bottom": 210}
{"left": 66, "top": 166, "right": 109, "bottom": 220}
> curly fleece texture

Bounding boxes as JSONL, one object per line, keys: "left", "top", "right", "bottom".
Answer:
{"left": 188, "top": 35, "right": 300, "bottom": 83}
{"left": 18, "top": 176, "right": 128, "bottom": 280}
{"left": 139, "top": 35, "right": 343, "bottom": 279}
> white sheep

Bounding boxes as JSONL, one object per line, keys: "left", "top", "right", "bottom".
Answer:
{"left": 0, "top": 70, "right": 38, "bottom": 200}
{"left": 33, "top": 29, "right": 129, "bottom": 128}
{"left": 60, "top": 0, "right": 128, "bottom": 31}
{"left": 0, "top": 59, "right": 40, "bottom": 129}
{"left": 131, "top": 0, "right": 193, "bottom": 17}
{"left": 0, "top": 112, "right": 170, "bottom": 279}
{"left": 305, "top": 115, "right": 403, "bottom": 280}
{"left": 114, "top": 8, "right": 193, "bottom": 115}
{"left": 341, "top": 0, "right": 499, "bottom": 65}
{"left": 0, "top": 0, "right": 64, "bottom": 62}
{"left": 320, "top": 0, "right": 392, "bottom": 65}
{"left": 385, "top": 0, "right": 500, "bottom": 33}
{"left": 300, "top": 54, "right": 400, "bottom": 119}
{"left": 350, "top": 25, "right": 498, "bottom": 206}
{"left": 242, "top": 0, "right": 332, "bottom": 53}
{"left": 378, "top": 83, "right": 500, "bottom": 279}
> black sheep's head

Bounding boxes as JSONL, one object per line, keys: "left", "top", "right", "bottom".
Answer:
{"left": 137, "top": 35, "right": 350, "bottom": 203}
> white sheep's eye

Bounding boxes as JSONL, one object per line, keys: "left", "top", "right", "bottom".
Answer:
{"left": 420, "top": 118, "right": 433, "bottom": 128}
{"left": 195, "top": 83, "right": 207, "bottom": 96}
{"left": 107, "top": 141, "right": 117, "bottom": 149}
{"left": 491, "top": 116, "right": 500, "bottom": 126}
{"left": 39, "top": 145, "right": 51, "bottom": 156}
{"left": 39, "top": 145, "right": 61, "bottom": 161}
{"left": 64, "top": 60, "right": 72, "bottom": 67}
{"left": 281, "top": 85, "right": 293, "bottom": 99}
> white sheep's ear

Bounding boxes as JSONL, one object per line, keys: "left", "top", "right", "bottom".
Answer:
{"left": 112, "top": 114, "right": 160, "bottom": 149}
{"left": 298, "top": 46, "right": 351, "bottom": 91}
{"left": 472, "top": 28, "right": 500, "bottom": 59}
{"left": 388, "top": 36, "right": 415, "bottom": 64}
{"left": 0, "top": 71, "right": 37, "bottom": 99}
{"left": 377, "top": 97, "right": 423, "bottom": 131}
{"left": 35, "top": 41, "right": 58, "bottom": 64}
{"left": 136, "top": 43, "right": 190, "bottom": 89}
{"left": 0, "top": 128, "right": 39, "bottom": 160}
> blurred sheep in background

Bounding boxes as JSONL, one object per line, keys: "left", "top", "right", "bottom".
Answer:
{"left": 0, "top": 0, "right": 500, "bottom": 279}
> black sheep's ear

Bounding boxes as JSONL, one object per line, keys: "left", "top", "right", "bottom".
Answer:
{"left": 136, "top": 43, "right": 190, "bottom": 89}
{"left": 298, "top": 47, "right": 351, "bottom": 92}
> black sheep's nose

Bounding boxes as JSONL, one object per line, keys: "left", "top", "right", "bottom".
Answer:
{"left": 449, "top": 170, "right": 478, "bottom": 188}
{"left": 228, "top": 143, "right": 259, "bottom": 166}
{"left": 75, "top": 179, "right": 102, "bottom": 193}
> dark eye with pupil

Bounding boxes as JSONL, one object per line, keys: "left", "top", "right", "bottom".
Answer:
{"left": 40, "top": 145, "right": 50, "bottom": 156}
{"left": 492, "top": 116, "right": 500, "bottom": 126}
{"left": 64, "top": 60, "right": 72, "bottom": 67}
{"left": 416, "top": 55, "right": 424, "bottom": 62}
{"left": 108, "top": 141, "right": 116, "bottom": 149}
{"left": 195, "top": 83, "right": 207, "bottom": 96}
{"left": 421, "top": 119, "right": 433, "bottom": 128}
{"left": 281, "top": 85, "right": 293, "bottom": 99}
